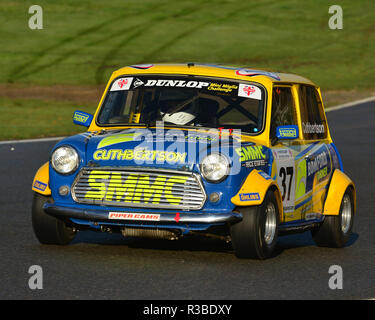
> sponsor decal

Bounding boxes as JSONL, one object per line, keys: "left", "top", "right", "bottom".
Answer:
{"left": 33, "top": 180, "right": 47, "bottom": 191}
{"left": 316, "top": 167, "right": 328, "bottom": 181}
{"left": 242, "top": 159, "right": 267, "bottom": 168}
{"left": 239, "top": 192, "right": 260, "bottom": 201}
{"left": 235, "top": 145, "right": 266, "bottom": 162}
{"left": 110, "top": 77, "right": 133, "bottom": 91}
{"left": 73, "top": 112, "right": 88, "bottom": 123}
{"left": 132, "top": 78, "right": 144, "bottom": 88}
{"left": 73, "top": 111, "right": 93, "bottom": 127}
{"left": 238, "top": 84, "right": 262, "bottom": 100}
{"left": 84, "top": 171, "right": 189, "bottom": 205}
{"left": 276, "top": 125, "right": 298, "bottom": 139}
{"left": 143, "top": 79, "right": 210, "bottom": 89}
{"left": 184, "top": 134, "right": 217, "bottom": 142}
{"left": 273, "top": 149, "right": 293, "bottom": 160}
{"left": 307, "top": 151, "right": 328, "bottom": 177}
{"left": 108, "top": 212, "right": 160, "bottom": 221}
{"left": 302, "top": 122, "right": 325, "bottom": 134}
{"left": 207, "top": 82, "right": 238, "bottom": 93}
{"left": 108, "top": 76, "right": 265, "bottom": 103}
{"left": 295, "top": 146, "right": 331, "bottom": 202}
{"left": 93, "top": 148, "right": 187, "bottom": 164}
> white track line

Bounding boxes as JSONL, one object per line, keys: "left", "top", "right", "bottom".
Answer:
{"left": 0, "top": 136, "right": 65, "bottom": 145}
{"left": 0, "top": 96, "right": 374, "bottom": 145}
{"left": 325, "top": 96, "right": 375, "bottom": 112}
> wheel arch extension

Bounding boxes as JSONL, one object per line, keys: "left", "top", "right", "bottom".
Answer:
{"left": 323, "top": 169, "right": 356, "bottom": 216}
{"left": 231, "top": 170, "right": 283, "bottom": 221}
{"left": 32, "top": 162, "right": 51, "bottom": 196}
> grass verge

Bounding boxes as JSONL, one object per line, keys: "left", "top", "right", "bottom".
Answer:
{"left": 0, "top": 97, "right": 95, "bottom": 140}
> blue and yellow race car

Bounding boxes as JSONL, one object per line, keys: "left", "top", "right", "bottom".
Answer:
{"left": 32, "top": 63, "right": 356, "bottom": 259}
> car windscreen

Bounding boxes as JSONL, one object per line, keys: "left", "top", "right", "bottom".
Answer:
{"left": 97, "top": 75, "right": 266, "bottom": 134}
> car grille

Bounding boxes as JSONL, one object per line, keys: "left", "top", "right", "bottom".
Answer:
{"left": 71, "top": 167, "right": 206, "bottom": 210}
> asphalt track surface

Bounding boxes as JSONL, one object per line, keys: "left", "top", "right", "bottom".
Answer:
{"left": 0, "top": 101, "right": 374, "bottom": 300}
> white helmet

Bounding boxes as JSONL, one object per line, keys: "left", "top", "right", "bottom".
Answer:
{"left": 160, "top": 97, "right": 198, "bottom": 125}
{"left": 161, "top": 111, "right": 196, "bottom": 125}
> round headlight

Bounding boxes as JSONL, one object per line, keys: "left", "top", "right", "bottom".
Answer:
{"left": 200, "top": 153, "right": 230, "bottom": 183}
{"left": 51, "top": 146, "right": 79, "bottom": 174}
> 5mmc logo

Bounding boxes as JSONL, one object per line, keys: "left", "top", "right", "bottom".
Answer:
{"left": 84, "top": 171, "right": 190, "bottom": 205}
{"left": 235, "top": 145, "right": 266, "bottom": 162}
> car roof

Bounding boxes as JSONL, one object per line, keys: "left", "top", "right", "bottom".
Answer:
{"left": 112, "top": 63, "right": 317, "bottom": 87}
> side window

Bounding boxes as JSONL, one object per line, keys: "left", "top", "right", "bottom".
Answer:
{"left": 270, "top": 86, "right": 298, "bottom": 140}
{"left": 299, "top": 85, "right": 327, "bottom": 140}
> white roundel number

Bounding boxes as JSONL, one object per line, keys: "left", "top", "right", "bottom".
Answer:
{"left": 273, "top": 149, "right": 296, "bottom": 213}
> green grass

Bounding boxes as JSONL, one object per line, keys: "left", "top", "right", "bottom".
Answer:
{"left": 0, "top": 0, "right": 374, "bottom": 139}
{"left": 0, "top": 97, "right": 94, "bottom": 140}
{"left": 1, "top": 0, "right": 374, "bottom": 89}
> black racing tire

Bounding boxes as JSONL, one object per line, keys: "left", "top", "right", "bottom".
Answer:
{"left": 32, "top": 192, "right": 76, "bottom": 245}
{"left": 230, "top": 190, "right": 280, "bottom": 259}
{"left": 312, "top": 188, "right": 354, "bottom": 248}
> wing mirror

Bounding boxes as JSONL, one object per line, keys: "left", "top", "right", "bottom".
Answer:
{"left": 73, "top": 110, "right": 93, "bottom": 127}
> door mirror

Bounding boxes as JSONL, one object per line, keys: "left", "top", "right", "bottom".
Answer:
{"left": 73, "top": 110, "right": 93, "bottom": 127}
{"left": 276, "top": 125, "right": 299, "bottom": 140}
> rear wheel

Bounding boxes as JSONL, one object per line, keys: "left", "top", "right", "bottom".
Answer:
{"left": 230, "top": 190, "right": 279, "bottom": 259}
{"left": 32, "top": 192, "right": 76, "bottom": 245}
{"left": 312, "top": 188, "right": 354, "bottom": 248}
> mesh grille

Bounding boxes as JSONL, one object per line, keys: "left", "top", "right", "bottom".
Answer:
{"left": 72, "top": 167, "right": 206, "bottom": 210}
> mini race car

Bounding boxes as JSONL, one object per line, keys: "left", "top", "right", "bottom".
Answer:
{"left": 32, "top": 63, "right": 356, "bottom": 259}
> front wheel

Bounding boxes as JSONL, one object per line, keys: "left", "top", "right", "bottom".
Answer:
{"left": 312, "top": 188, "right": 354, "bottom": 248}
{"left": 32, "top": 192, "right": 76, "bottom": 245}
{"left": 230, "top": 190, "right": 280, "bottom": 259}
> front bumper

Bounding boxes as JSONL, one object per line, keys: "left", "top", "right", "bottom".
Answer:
{"left": 43, "top": 203, "right": 243, "bottom": 226}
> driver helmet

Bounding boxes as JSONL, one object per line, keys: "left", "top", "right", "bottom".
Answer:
{"left": 160, "top": 97, "right": 198, "bottom": 125}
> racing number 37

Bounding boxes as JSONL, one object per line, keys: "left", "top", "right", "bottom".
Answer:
{"left": 279, "top": 166, "right": 294, "bottom": 201}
